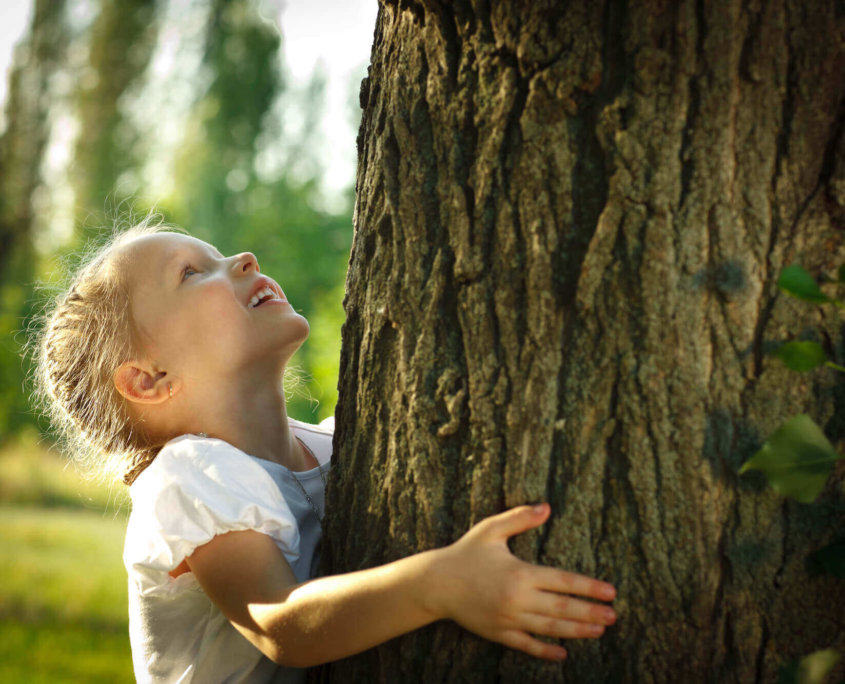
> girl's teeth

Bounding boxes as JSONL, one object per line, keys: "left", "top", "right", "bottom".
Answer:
{"left": 249, "top": 287, "right": 276, "bottom": 308}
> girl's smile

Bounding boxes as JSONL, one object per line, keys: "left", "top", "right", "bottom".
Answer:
{"left": 247, "top": 279, "right": 288, "bottom": 308}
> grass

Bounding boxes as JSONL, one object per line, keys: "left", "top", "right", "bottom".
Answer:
{"left": 0, "top": 433, "right": 134, "bottom": 682}
{"left": 0, "top": 429, "right": 129, "bottom": 512}
{"left": 0, "top": 619, "right": 132, "bottom": 684}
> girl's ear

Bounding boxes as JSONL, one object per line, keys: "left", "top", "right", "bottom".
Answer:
{"left": 114, "top": 362, "right": 170, "bottom": 405}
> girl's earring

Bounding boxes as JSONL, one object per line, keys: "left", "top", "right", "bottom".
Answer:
{"left": 168, "top": 383, "right": 173, "bottom": 399}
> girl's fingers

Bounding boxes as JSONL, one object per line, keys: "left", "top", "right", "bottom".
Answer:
{"left": 525, "top": 591, "right": 617, "bottom": 626}
{"left": 517, "top": 613, "right": 608, "bottom": 640}
{"left": 500, "top": 629, "right": 568, "bottom": 661}
{"left": 476, "top": 504, "right": 550, "bottom": 541}
{"left": 533, "top": 565, "right": 617, "bottom": 602}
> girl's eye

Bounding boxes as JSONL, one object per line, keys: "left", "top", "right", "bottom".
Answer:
{"left": 181, "top": 265, "right": 199, "bottom": 281}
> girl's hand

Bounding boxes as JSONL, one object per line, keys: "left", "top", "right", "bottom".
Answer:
{"left": 426, "top": 503, "right": 617, "bottom": 661}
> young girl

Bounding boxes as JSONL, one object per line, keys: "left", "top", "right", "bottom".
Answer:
{"left": 35, "top": 221, "right": 617, "bottom": 683}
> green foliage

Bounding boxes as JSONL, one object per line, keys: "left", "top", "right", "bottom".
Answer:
{"left": 739, "top": 415, "right": 840, "bottom": 504}
{"left": 741, "top": 263, "right": 844, "bottom": 676}
{"left": 740, "top": 264, "right": 843, "bottom": 503}
{"left": 307, "top": 280, "right": 348, "bottom": 421}
{"left": 777, "top": 649, "right": 842, "bottom": 684}
{"left": 776, "top": 341, "right": 828, "bottom": 373}
{"left": 778, "top": 265, "right": 836, "bottom": 305}
{"left": 0, "top": 274, "right": 35, "bottom": 440}
{"left": 71, "top": 0, "right": 158, "bottom": 214}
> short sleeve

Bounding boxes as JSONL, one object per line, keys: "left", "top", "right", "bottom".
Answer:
{"left": 124, "top": 435, "right": 300, "bottom": 596}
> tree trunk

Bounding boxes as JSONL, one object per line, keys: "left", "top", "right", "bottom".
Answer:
{"left": 0, "top": 0, "right": 70, "bottom": 438}
{"left": 321, "top": 1, "right": 845, "bottom": 681}
{"left": 71, "top": 0, "right": 158, "bottom": 218}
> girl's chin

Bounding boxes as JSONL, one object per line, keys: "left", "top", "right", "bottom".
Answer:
{"left": 285, "top": 315, "right": 310, "bottom": 342}
{"left": 272, "top": 327, "right": 311, "bottom": 362}
{"left": 261, "top": 314, "right": 310, "bottom": 346}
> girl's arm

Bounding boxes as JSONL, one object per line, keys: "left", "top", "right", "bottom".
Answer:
{"left": 185, "top": 503, "right": 617, "bottom": 668}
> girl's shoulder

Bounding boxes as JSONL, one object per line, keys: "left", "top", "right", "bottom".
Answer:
{"left": 129, "top": 434, "right": 281, "bottom": 506}
{"left": 133, "top": 433, "right": 245, "bottom": 483}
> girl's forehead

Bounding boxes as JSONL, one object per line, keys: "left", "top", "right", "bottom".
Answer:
{"left": 124, "top": 232, "right": 218, "bottom": 259}
{"left": 127, "top": 233, "right": 219, "bottom": 254}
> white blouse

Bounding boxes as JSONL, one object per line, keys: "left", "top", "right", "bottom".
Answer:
{"left": 124, "top": 417, "right": 333, "bottom": 683}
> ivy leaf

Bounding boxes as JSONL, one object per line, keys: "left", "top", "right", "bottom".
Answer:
{"left": 807, "top": 542, "right": 845, "bottom": 579}
{"left": 776, "top": 341, "right": 828, "bottom": 372}
{"left": 739, "top": 414, "right": 840, "bottom": 503}
{"left": 777, "top": 649, "right": 841, "bottom": 684}
{"left": 778, "top": 265, "right": 832, "bottom": 304}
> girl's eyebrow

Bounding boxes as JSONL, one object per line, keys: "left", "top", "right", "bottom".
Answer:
{"left": 163, "top": 252, "right": 184, "bottom": 272}
{"left": 162, "top": 249, "right": 201, "bottom": 277}
{"left": 206, "top": 245, "right": 225, "bottom": 259}
{"left": 168, "top": 245, "right": 220, "bottom": 266}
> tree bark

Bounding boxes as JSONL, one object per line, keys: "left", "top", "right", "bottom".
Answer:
{"left": 322, "top": 1, "right": 845, "bottom": 682}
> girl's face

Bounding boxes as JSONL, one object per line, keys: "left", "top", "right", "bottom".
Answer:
{"left": 120, "top": 232, "right": 309, "bottom": 385}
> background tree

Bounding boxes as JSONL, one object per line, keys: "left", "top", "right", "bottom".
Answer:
{"left": 322, "top": 1, "right": 845, "bottom": 682}
{"left": 70, "top": 0, "right": 158, "bottom": 217}
{"left": 0, "top": 0, "right": 70, "bottom": 440}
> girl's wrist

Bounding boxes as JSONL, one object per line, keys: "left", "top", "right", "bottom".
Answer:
{"left": 413, "top": 545, "right": 458, "bottom": 624}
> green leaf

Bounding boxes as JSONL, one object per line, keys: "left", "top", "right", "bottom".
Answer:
{"left": 808, "top": 542, "right": 845, "bottom": 579}
{"left": 806, "top": 649, "right": 838, "bottom": 684}
{"left": 778, "top": 650, "right": 842, "bottom": 684}
{"left": 837, "top": 264, "right": 845, "bottom": 283}
{"left": 776, "top": 341, "right": 828, "bottom": 372}
{"left": 739, "top": 414, "right": 840, "bottom": 503}
{"left": 778, "top": 265, "right": 832, "bottom": 304}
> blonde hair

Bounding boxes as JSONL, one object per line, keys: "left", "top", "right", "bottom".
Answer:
{"left": 31, "top": 215, "right": 175, "bottom": 485}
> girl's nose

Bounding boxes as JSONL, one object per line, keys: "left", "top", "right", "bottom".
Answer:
{"left": 232, "top": 252, "right": 259, "bottom": 274}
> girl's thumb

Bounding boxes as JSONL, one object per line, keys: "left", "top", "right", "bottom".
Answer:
{"left": 484, "top": 503, "right": 550, "bottom": 540}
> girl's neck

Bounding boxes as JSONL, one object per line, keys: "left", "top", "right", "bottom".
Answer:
{"left": 179, "top": 368, "right": 311, "bottom": 471}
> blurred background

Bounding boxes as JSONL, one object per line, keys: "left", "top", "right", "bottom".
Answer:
{"left": 0, "top": 0, "right": 376, "bottom": 680}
